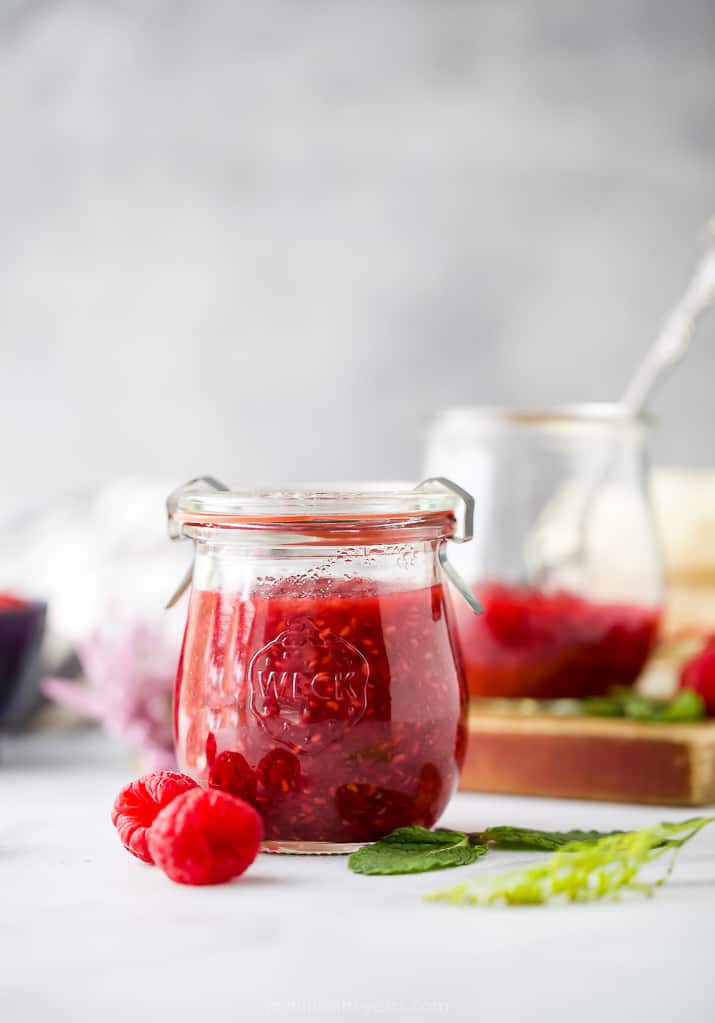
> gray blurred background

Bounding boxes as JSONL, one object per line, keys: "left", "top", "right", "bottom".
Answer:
{"left": 2, "top": 0, "right": 714, "bottom": 513}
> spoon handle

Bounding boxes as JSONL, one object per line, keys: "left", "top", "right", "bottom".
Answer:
{"left": 621, "top": 221, "right": 715, "bottom": 413}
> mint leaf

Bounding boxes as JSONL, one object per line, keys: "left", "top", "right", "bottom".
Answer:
{"left": 660, "top": 689, "right": 706, "bottom": 722}
{"left": 348, "top": 824, "right": 616, "bottom": 873}
{"left": 477, "top": 825, "right": 621, "bottom": 851}
{"left": 579, "top": 695, "right": 621, "bottom": 717}
{"left": 582, "top": 687, "right": 653, "bottom": 719}
{"left": 622, "top": 690, "right": 662, "bottom": 720}
{"left": 348, "top": 826, "right": 487, "bottom": 876}
{"left": 426, "top": 816, "right": 715, "bottom": 907}
{"left": 581, "top": 686, "right": 705, "bottom": 723}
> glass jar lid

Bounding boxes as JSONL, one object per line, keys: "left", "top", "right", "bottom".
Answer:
{"left": 165, "top": 476, "right": 480, "bottom": 612}
{"left": 171, "top": 481, "right": 460, "bottom": 526}
{"left": 167, "top": 480, "right": 470, "bottom": 547}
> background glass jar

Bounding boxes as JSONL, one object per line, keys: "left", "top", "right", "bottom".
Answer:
{"left": 167, "top": 482, "right": 473, "bottom": 853}
{"left": 424, "top": 405, "right": 664, "bottom": 701}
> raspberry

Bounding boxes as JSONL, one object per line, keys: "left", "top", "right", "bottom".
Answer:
{"left": 148, "top": 788, "right": 263, "bottom": 885}
{"left": 208, "top": 751, "right": 257, "bottom": 804}
{"left": 111, "top": 771, "right": 198, "bottom": 864}
{"left": 335, "top": 782, "right": 414, "bottom": 839}
{"left": 679, "top": 636, "right": 715, "bottom": 715}
{"left": 257, "top": 748, "right": 301, "bottom": 793}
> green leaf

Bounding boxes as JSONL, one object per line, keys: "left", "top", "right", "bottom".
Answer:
{"left": 348, "top": 827, "right": 487, "bottom": 876}
{"left": 426, "top": 817, "right": 715, "bottom": 907}
{"left": 580, "top": 696, "right": 622, "bottom": 717}
{"left": 581, "top": 686, "right": 706, "bottom": 723}
{"left": 660, "top": 689, "right": 706, "bottom": 722}
{"left": 622, "top": 691, "right": 660, "bottom": 720}
{"left": 477, "top": 825, "right": 621, "bottom": 851}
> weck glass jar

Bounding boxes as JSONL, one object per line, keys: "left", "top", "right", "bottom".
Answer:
{"left": 166, "top": 479, "right": 475, "bottom": 853}
{"left": 424, "top": 405, "right": 664, "bottom": 701}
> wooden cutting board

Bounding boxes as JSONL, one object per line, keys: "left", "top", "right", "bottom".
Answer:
{"left": 461, "top": 701, "right": 715, "bottom": 806}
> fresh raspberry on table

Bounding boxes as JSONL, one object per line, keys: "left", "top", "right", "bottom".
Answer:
{"left": 680, "top": 636, "right": 715, "bottom": 715}
{"left": 208, "top": 751, "right": 258, "bottom": 804}
{"left": 148, "top": 788, "right": 263, "bottom": 885}
{"left": 111, "top": 771, "right": 198, "bottom": 864}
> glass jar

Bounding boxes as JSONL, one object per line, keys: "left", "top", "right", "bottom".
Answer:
{"left": 166, "top": 480, "right": 474, "bottom": 853}
{"left": 424, "top": 405, "right": 664, "bottom": 701}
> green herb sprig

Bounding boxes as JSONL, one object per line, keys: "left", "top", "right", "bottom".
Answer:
{"left": 348, "top": 827, "right": 487, "bottom": 875}
{"left": 581, "top": 687, "right": 705, "bottom": 722}
{"left": 426, "top": 817, "right": 714, "bottom": 906}
{"left": 348, "top": 824, "right": 619, "bottom": 875}
{"left": 349, "top": 817, "right": 715, "bottom": 906}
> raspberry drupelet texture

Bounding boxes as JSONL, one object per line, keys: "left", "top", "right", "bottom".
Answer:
{"left": 111, "top": 771, "right": 198, "bottom": 864}
{"left": 148, "top": 788, "right": 263, "bottom": 885}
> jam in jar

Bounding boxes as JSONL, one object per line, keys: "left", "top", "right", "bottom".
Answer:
{"left": 454, "top": 581, "right": 660, "bottom": 700}
{"left": 424, "top": 405, "right": 664, "bottom": 700}
{"left": 167, "top": 480, "right": 475, "bottom": 852}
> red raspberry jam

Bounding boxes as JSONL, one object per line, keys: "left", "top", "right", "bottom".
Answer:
{"left": 175, "top": 581, "right": 467, "bottom": 846}
{"left": 455, "top": 580, "right": 660, "bottom": 700}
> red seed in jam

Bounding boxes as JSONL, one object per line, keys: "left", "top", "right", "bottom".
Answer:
{"left": 175, "top": 581, "right": 466, "bottom": 845}
{"left": 454, "top": 580, "right": 660, "bottom": 700}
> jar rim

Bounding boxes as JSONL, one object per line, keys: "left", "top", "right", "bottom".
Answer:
{"left": 169, "top": 481, "right": 460, "bottom": 539}
{"left": 427, "top": 402, "right": 652, "bottom": 432}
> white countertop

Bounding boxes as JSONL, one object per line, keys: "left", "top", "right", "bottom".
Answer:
{"left": 3, "top": 731, "right": 715, "bottom": 1023}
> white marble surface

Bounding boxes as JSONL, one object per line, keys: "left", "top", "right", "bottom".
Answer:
{"left": 3, "top": 731, "right": 715, "bottom": 1022}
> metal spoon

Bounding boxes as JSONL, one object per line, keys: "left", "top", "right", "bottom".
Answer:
{"left": 621, "top": 218, "right": 715, "bottom": 411}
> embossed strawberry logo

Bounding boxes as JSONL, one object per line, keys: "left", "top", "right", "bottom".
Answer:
{"left": 245, "top": 617, "right": 370, "bottom": 753}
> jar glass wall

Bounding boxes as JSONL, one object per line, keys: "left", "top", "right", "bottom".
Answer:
{"left": 424, "top": 405, "right": 664, "bottom": 700}
{"left": 168, "top": 485, "right": 470, "bottom": 853}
